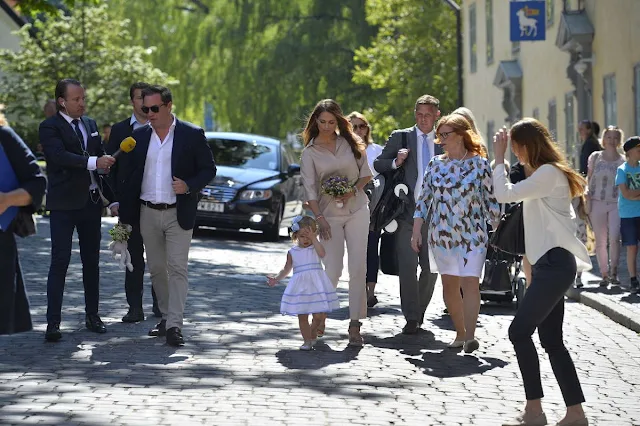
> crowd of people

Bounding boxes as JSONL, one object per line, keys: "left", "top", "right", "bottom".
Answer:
{"left": 3, "top": 77, "right": 640, "bottom": 425}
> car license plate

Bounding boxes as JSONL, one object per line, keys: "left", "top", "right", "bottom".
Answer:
{"left": 197, "top": 201, "right": 224, "bottom": 212}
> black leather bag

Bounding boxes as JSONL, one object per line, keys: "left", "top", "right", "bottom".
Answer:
{"left": 489, "top": 202, "right": 525, "bottom": 255}
{"left": 379, "top": 231, "right": 399, "bottom": 276}
{"left": 481, "top": 250, "right": 512, "bottom": 292}
{"left": 12, "top": 208, "right": 36, "bottom": 238}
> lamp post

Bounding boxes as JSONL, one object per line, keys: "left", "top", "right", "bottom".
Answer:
{"left": 442, "top": 0, "right": 463, "bottom": 107}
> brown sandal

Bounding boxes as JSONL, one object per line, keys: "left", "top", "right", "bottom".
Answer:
{"left": 347, "top": 321, "right": 364, "bottom": 347}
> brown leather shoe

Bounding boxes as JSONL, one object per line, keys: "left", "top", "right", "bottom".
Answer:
{"left": 148, "top": 320, "right": 166, "bottom": 337}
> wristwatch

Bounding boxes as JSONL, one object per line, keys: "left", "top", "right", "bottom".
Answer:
{"left": 352, "top": 185, "right": 359, "bottom": 196}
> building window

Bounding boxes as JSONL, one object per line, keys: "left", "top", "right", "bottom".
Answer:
{"left": 533, "top": 108, "right": 539, "bottom": 120}
{"left": 487, "top": 120, "right": 495, "bottom": 157}
{"left": 565, "top": 92, "right": 576, "bottom": 166}
{"left": 486, "top": 0, "right": 493, "bottom": 65}
{"left": 634, "top": 64, "right": 640, "bottom": 134}
{"left": 548, "top": 100, "right": 557, "bottom": 140}
{"left": 546, "top": 0, "right": 555, "bottom": 27}
{"left": 470, "top": 3, "right": 477, "bottom": 73}
{"left": 603, "top": 74, "right": 617, "bottom": 126}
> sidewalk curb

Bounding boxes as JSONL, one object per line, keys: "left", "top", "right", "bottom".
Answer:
{"left": 566, "top": 287, "right": 640, "bottom": 334}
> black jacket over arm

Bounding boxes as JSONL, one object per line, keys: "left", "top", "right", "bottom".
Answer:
{"left": 39, "top": 113, "right": 114, "bottom": 210}
{"left": 119, "top": 119, "right": 216, "bottom": 230}
{"left": 0, "top": 126, "right": 47, "bottom": 212}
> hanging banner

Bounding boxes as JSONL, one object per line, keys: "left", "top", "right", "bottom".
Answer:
{"left": 510, "top": 1, "right": 546, "bottom": 42}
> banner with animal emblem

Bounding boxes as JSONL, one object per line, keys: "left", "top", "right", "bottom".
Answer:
{"left": 510, "top": 1, "right": 546, "bottom": 42}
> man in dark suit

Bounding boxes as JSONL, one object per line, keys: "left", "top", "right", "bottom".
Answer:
{"left": 119, "top": 85, "right": 216, "bottom": 346}
{"left": 374, "top": 94, "right": 442, "bottom": 335}
{"left": 106, "top": 82, "right": 160, "bottom": 322}
{"left": 40, "top": 78, "right": 117, "bottom": 342}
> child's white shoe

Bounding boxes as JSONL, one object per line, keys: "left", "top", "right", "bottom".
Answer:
{"left": 300, "top": 341, "right": 313, "bottom": 351}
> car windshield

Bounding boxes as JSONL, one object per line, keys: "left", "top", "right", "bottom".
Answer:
{"left": 208, "top": 138, "right": 278, "bottom": 171}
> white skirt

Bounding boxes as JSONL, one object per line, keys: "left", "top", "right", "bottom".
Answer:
{"left": 280, "top": 270, "right": 340, "bottom": 315}
{"left": 431, "top": 247, "right": 487, "bottom": 278}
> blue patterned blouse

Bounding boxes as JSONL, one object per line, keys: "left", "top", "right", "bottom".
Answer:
{"left": 414, "top": 155, "right": 500, "bottom": 259}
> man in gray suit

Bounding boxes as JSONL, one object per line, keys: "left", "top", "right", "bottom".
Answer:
{"left": 374, "top": 94, "right": 442, "bottom": 334}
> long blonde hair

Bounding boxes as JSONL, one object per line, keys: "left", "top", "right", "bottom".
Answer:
{"left": 510, "top": 118, "right": 586, "bottom": 198}
{"left": 0, "top": 106, "right": 7, "bottom": 126}
{"left": 436, "top": 113, "right": 487, "bottom": 158}
{"left": 347, "top": 111, "right": 373, "bottom": 144}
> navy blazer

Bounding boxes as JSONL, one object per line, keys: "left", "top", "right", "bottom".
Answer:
{"left": 119, "top": 118, "right": 216, "bottom": 230}
{"left": 105, "top": 117, "right": 139, "bottom": 203}
{"left": 39, "top": 113, "right": 114, "bottom": 210}
{"left": 0, "top": 126, "right": 47, "bottom": 214}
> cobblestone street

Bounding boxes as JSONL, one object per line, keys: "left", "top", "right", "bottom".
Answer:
{"left": 1, "top": 217, "right": 639, "bottom": 425}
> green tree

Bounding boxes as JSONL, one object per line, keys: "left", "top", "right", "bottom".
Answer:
{"left": 0, "top": 5, "right": 176, "bottom": 146}
{"left": 106, "top": 0, "right": 377, "bottom": 138}
{"left": 353, "top": 0, "right": 458, "bottom": 142}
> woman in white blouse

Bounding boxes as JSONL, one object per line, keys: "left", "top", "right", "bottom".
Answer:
{"left": 493, "top": 119, "right": 590, "bottom": 426}
{"left": 348, "top": 111, "right": 383, "bottom": 307}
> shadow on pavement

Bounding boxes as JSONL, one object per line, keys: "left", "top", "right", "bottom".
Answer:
{"left": 408, "top": 350, "right": 509, "bottom": 378}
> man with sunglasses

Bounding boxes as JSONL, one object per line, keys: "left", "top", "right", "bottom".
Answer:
{"left": 118, "top": 85, "right": 216, "bottom": 347}
{"left": 39, "top": 78, "right": 117, "bottom": 342}
{"left": 373, "top": 94, "right": 443, "bottom": 335}
{"left": 106, "top": 82, "right": 160, "bottom": 323}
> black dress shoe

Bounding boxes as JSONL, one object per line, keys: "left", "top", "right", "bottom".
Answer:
{"left": 166, "top": 327, "right": 185, "bottom": 346}
{"left": 152, "top": 304, "right": 162, "bottom": 318}
{"left": 122, "top": 308, "right": 145, "bottom": 323}
{"left": 402, "top": 320, "right": 420, "bottom": 335}
{"left": 45, "top": 323, "right": 62, "bottom": 342}
{"left": 86, "top": 314, "right": 107, "bottom": 333}
{"left": 148, "top": 320, "right": 166, "bottom": 337}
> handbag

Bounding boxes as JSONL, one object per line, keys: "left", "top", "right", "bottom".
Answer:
{"left": 12, "top": 208, "right": 36, "bottom": 238}
{"left": 379, "top": 231, "right": 399, "bottom": 276}
{"left": 481, "top": 249, "right": 512, "bottom": 292}
{"left": 489, "top": 202, "right": 525, "bottom": 255}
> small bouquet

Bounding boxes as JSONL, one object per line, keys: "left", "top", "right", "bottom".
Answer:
{"left": 321, "top": 175, "right": 353, "bottom": 208}
{"left": 108, "top": 222, "right": 133, "bottom": 272}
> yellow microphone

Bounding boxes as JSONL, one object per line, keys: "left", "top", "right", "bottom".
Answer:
{"left": 113, "top": 137, "right": 136, "bottom": 158}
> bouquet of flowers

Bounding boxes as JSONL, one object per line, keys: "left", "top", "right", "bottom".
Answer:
{"left": 321, "top": 175, "right": 353, "bottom": 208}
{"left": 108, "top": 222, "right": 133, "bottom": 272}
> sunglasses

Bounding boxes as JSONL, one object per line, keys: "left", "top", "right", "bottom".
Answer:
{"left": 352, "top": 123, "right": 368, "bottom": 130}
{"left": 437, "top": 131, "right": 455, "bottom": 140}
{"left": 141, "top": 103, "right": 166, "bottom": 114}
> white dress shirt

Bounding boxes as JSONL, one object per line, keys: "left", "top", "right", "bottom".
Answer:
{"left": 493, "top": 163, "right": 592, "bottom": 270}
{"left": 130, "top": 114, "right": 148, "bottom": 131}
{"left": 59, "top": 111, "right": 97, "bottom": 171}
{"left": 365, "top": 143, "right": 383, "bottom": 177}
{"left": 140, "top": 116, "right": 177, "bottom": 204}
{"left": 414, "top": 128, "right": 435, "bottom": 201}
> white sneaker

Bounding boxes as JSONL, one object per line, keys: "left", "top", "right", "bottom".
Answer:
{"left": 299, "top": 341, "right": 313, "bottom": 351}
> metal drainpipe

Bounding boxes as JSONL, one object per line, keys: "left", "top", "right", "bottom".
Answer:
{"left": 442, "top": 0, "right": 463, "bottom": 107}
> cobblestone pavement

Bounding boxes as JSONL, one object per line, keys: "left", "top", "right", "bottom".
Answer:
{"left": 1, "top": 217, "right": 639, "bottom": 426}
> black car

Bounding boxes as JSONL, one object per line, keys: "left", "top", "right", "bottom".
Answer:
{"left": 196, "top": 132, "right": 304, "bottom": 240}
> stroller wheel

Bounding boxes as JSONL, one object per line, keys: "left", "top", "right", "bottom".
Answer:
{"left": 515, "top": 277, "right": 527, "bottom": 308}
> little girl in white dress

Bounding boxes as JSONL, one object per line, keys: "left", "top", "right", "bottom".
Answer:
{"left": 267, "top": 216, "right": 339, "bottom": 350}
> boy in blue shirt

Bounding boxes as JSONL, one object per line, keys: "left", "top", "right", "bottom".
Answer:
{"left": 615, "top": 136, "right": 640, "bottom": 293}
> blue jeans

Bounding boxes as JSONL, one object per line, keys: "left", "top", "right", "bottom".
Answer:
{"left": 508, "top": 247, "right": 585, "bottom": 406}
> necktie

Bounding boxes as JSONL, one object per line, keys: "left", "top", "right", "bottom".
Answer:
{"left": 72, "top": 119, "right": 85, "bottom": 150}
{"left": 422, "top": 133, "right": 431, "bottom": 171}
{"left": 72, "top": 119, "right": 97, "bottom": 191}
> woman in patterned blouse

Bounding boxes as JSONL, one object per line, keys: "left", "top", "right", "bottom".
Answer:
{"left": 410, "top": 113, "right": 500, "bottom": 353}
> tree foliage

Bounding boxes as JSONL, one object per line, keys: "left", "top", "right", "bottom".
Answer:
{"left": 107, "top": 0, "right": 378, "bottom": 138}
{"left": 0, "top": 5, "right": 176, "bottom": 145}
{"left": 13, "top": 0, "right": 101, "bottom": 17}
{"left": 353, "top": 0, "right": 458, "bottom": 142}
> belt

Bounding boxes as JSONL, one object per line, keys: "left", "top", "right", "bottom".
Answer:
{"left": 140, "top": 199, "right": 176, "bottom": 210}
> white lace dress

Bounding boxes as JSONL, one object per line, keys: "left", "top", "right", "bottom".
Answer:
{"left": 280, "top": 246, "right": 340, "bottom": 315}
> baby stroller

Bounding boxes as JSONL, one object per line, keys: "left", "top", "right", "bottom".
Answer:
{"left": 480, "top": 241, "right": 527, "bottom": 308}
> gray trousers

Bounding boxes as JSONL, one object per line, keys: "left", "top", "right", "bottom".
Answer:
{"left": 140, "top": 205, "right": 193, "bottom": 330}
{"left": 396, "top": 219, "right": 437, "bottom": 323}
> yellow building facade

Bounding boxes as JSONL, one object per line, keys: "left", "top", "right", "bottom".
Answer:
{"left": 461, "top": 0, "right": 640, "bottom": 166}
